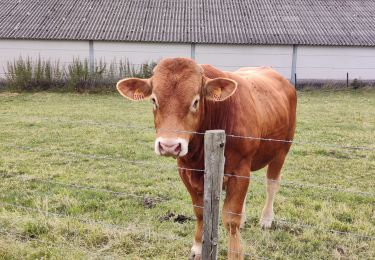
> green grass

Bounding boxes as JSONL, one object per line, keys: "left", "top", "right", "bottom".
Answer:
{"left": 0, "top": 90, "right": 374, "bottom": 259}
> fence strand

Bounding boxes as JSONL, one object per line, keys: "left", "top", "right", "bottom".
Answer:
{"left": 3, "top": 171, "right": 373, "bottom": 241}
{"left": 190, "top": 204, "right": 375, "bottom": 240}
{"left": 1, "top": 101, "right": 374, "bottom": 258}
{"left": 273, "top": 218, "right": 375, "bottom": 241}
{"left": 0, "top": 200, "right": 183, "bottom": 243}
{"left": 0, "top": 173, "right": 165, "bottom": 201}
{"left": 224, "top": 174, "right": 375, "bottom": 197}
{"left": 3, "top": 145, "right": 374, "bottom": 197}
{"left": 3, "top": 144, "right": 204, "bottom": 173}
{"left": 1, "top": 114, "right": 374, "bottom": 151}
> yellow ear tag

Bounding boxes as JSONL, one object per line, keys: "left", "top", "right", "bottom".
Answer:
{"left": 212, "top": 88, "right": 222, "bottom": 101}
{"left": 133, "top": 89, "right": 145, "bottom": 100}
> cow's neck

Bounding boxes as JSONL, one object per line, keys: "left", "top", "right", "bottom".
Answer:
{"left": 179, "top": 96, "right": 236, "bottom": 171}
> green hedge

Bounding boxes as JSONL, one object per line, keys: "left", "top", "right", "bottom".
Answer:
{"left": 2, "top": 57, "right": 156, "bottom": 93}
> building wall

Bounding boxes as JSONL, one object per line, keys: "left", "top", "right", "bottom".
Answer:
{"left": 296, "top": 46, "right": 375, "bottom": 80}
{"left": 195, "top": 44, "right": 293, "bottom": 78}
{"left": 0, "top": 39, "right": 89, "bottom": 77}
{"left": 0, "top": 39, "right": 374, "bottom": 81}
{"left": 93, "top": 41, "right": 191, "bottom": 65}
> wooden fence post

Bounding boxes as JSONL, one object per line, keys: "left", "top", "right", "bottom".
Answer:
{"left": 202, "top": 130, "right": 226, "bottom": 260}
{"left": 347, "top": 72, "right": 349, "bottom": 88}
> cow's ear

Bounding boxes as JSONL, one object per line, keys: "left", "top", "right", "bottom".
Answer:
{"left": 203, "top": 77, "right": 237, "bottom": 101}
{"left": 116, "top": 78, "right": 152, "bottom": 101}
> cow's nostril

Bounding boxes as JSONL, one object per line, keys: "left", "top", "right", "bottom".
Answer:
{"left": 158, "top": 142, "right": 164, "bottom": 153}
{"left": 158, "top": 141, "right": 183, "bottom": 156}
{"left": 174, "top": 143, "right": 182, "bottom": 153}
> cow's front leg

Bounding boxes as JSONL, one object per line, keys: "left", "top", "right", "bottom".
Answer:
{"left": 222, "top": 167, "right": 250, "bottom": 260}
{"left": 190, "top": 194, "right": 203, "bottom": 260}
{"left": 178, "top": 168, "right": 204, "bottom": 260}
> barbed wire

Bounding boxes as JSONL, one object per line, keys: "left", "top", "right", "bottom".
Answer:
{"left": 0, "top": 114, "right": 156, "bottom": 132}
{"left": 1, "top": 174, "right": 374, "bottom": 245}
{"left": 0, "top": 172, "right": 259, "bottom": 218}
{"left": 0, "top": 200, "right": 201, "bottom": 257}
{"left": 0, "top": 177, "right": 314, "bottom": 260}
{"left": 2, "top": 170, "right": 373, "bottom": 241}
{"left": 3, "top": 144, "right": 374, "bottom": 198}
{"left": 2, "top": 197, "right": 374, "bottom": 259}
{"left": 223, "top": 174, "right": 375, "bottom": 197}
{"left": 1, "top": 92, "right": 374, "bottom": 258}
{"left": 0, "top": 172, "right": 231, "bottom": 219}
{"left": 0, "top": 171, "right": 204, "bottom": 218}
{"left": 1, "top": 120, "right": 374, "bottom": 254}
{"left": 273, "top": 218, "right": 375, "bottom": 241}
{"left": 189, "top": 202, "right": 375, "bottom": 240}
{"left": 0, "top": 200, "right": 143, "bottom": 232}
{"left": 0, "top": 114, "right": 374, "bottom": 151}
{"left": 3, "top": 172, "right": 374, "bottom": 241}
{"left": 157, "top": 128, "right": 375, "bottom": 151}
{"left": 3, "top": 144, "right": 205, "bottom": 173}
{"left": 4, "top": 196, "right": 375, "bottom": 245}
{"left": 0, "top": 172, "right": 166, "bottom": 202}
{"left": 224, "top": 215, "right": 375, "bottom": 259}
{"left": 0, "top": 200, "right": 185, "bottom": 243}
{"left": 0, "top": 200, "right": 271, "bottom": 259}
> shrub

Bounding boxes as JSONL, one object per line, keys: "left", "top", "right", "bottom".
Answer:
{"left": 351, "top": 78, "right": 366, "bottom": 90}
{"left": 2, "top": 57, "right": 157, "bottom": 93}
{"left": 5, "top": 57, "right": 66, "bottom": 92}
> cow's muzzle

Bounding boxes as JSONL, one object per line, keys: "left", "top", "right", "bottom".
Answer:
{"left": 155, "top": 138, "right": 188, "bottom": 157}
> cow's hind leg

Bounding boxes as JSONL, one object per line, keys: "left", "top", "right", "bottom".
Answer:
{"left": 260, "top": 152, "right": 286, "bottom": 229}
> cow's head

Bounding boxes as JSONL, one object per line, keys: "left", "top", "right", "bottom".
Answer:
{"left": 117, "top": 58, "right": 237, "bottom": 157}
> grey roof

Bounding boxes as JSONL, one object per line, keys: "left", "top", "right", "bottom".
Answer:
{"left": 0, "top": 0, "right": 374, "bottom": 46}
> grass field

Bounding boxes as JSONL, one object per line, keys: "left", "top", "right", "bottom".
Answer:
{"left": 0, "top": 90, "right": 374, "bottom": 259}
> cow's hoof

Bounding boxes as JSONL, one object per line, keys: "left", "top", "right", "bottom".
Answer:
{"left": 189, "top": 252, "right": 201, "bottom": 260}
{"left": 190, "top": 241, "right": 202, "bottom": 260}
{"left": 191, "top": 254, "right": 201, "bottom": 260}
{"left": 260, "top": 217, "right": 273, "bottom": 229}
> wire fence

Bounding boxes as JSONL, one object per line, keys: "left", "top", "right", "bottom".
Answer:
{"left": 1, "top": 196, "right": 374, "bottom": 260}
{"left": 0, "top": 200, "right": 267, "bottom": 260}
{"left": 1, "top": 119, "right": 374, "bottom": 258}
{"left": 1, "top": 113, "right": 374, "bottom": 151}
{"left": 0, "top": 200, "right": 183, "bottom": 242}
{"left": 1, "top": 144, "right": 374, "bottom": 242}
{"left": 0, "top": 172, "right": 374, "bottom": 260}
{"left": 2, "top": 144, "right": 374, "bottom": 198}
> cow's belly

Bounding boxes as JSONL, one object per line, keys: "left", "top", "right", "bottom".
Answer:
{"left": 251, "top": 156, "right": 272, "bottom": 171}
{"left": 250, "top": 135, "right": 293, "bottom": 171}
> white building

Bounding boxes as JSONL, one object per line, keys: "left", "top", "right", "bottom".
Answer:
{"left": 0, "top": 0, "right": 374, "bottom": 83}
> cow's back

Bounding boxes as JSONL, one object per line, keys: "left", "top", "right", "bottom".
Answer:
{"left": 232, "top": 67, "right": 297, "bottom": 170}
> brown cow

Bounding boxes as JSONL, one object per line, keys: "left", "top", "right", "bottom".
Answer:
{"left": 117, "top": 58, "right": 296, "bottom": 260}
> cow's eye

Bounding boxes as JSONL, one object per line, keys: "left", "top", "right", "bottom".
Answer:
{"left": 190, "top": 97, "right": 200, "bottom": 112}
{"left": 193, "top": 99, "right": 199, "bottom": 108}
{"left": 151, "top": 97, "right": 158, "bottom": 110}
